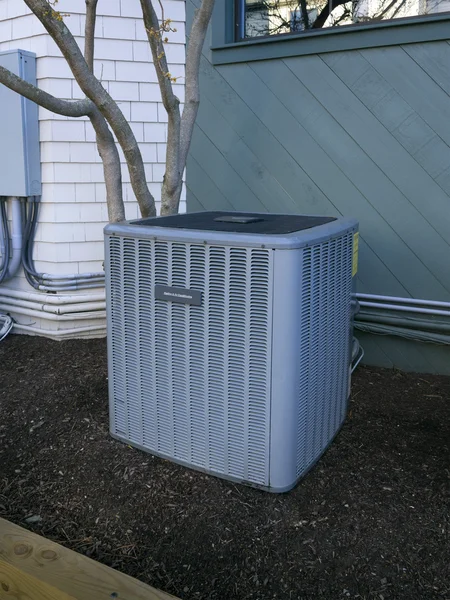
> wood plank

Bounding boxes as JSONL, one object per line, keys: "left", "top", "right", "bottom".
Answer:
{"left": 195, "top": 95, "right": 301, "bottom": 214}
{"left": 370, "top": 88, "right": 415, "bottom": 133}
{"left": 413, "top": 135, "right": 450, "bottom": 179}
{"left": 436, "top": 166, "right": 450, "bottom": 195}
{"left": 186, "top": 183, "right": 206, "bottom": 213}
{"left": 0, "top": 560, "right": 76, "bottom": 600}
{"left": 417, "top": 344, "right": 450, "bottom": 376}
{"left": 197, "top": 58, "right": 412, "bottom": 297}
{"left": 378, "top": 336, "right": 438, "bottom": 374}
{"left": 355, "top": 332, "right": 394, "bottom": 369}
{"left": 234, "top": 59, "right": 450, "bottom": 299}
{"left": 187, "top": 152, "right": 235, "bottom": 212}
{"left": 349, "top": 65, "right": 392, "bottom": 110}
{"left": 392, "top": 113, "right": 436, "bottom": 156}
{"left": 190, "top": 127, "right": 264, "bottom": 212}
{"left": 361, "top": 46, "right": 450, "bottom": 146}
{"left": 362, "top": 331, "right": 450, "bottom": 375}
{"left": 359, "top": 331, "right": 417, "bottom": 372}
{"left": 320, "top": 50, "right": 450, "bottom": 250}
{"left": 403, "top": 41, "right": 450, "bottom": 98}
{"left": 324, "top": 49, "right": 450, "bottom": 195}
{"left": 324, "top": 52, "right": 433, "bottom": 151}
{"left": 199, "top": 58, "right": 339, "bottom": 215}
{"left": 283, "top": 55, "right": 450, "bottom": 298}
{"left": 0, "top": 518, "right": 178, "bottom": 600}
{"left": 320, "top": 50, "right": 371, "bottom": 87}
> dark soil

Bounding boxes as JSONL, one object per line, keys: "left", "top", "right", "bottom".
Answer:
{"left": 0, "top": 335, "right": 449, "bottom": 600}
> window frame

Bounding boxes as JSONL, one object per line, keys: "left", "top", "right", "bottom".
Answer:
{"left": 210, "top": 3, "right": 450, "bottom": 65}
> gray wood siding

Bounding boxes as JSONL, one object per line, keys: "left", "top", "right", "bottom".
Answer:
{"left": 186, "top": 4, "right": 450, "bottom": 373}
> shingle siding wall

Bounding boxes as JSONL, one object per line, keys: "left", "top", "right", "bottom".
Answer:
{"left": 0, "top": 0, "right": 186, "bottom": 284}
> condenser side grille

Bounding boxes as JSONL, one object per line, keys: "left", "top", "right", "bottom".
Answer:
{"left": 296, "top": 233, "right": 353, "bottom": 477}
{"left": 107, "top": 237, "right": 273, "bottom": 486}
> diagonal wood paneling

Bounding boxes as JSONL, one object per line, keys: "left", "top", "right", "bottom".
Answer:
{"left": 186, "top": 5, "right": 450, "bottom": 372}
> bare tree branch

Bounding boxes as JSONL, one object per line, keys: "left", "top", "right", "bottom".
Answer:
{"left": 0, "top": 65, "right": 92, "bottom": 117}
{"left": 84, "top": 0, "right": 124, "bottom": 223}
{"left": 0, "top": 0, "right": 216, "bottom": 221}
{"left": 372, "top": 0, "right": 408, "bottom": 19}
{"left": 140, "top": 0, "right": 181, "bottom": 215}
{"left": 157, "top": 0, "right": 165, "bottom": 23}
{"left": 23, "top": 0, "right": 156, "bottom": 218}
{"left": 299, "top": 0, "right": 310, "bottom": 28}
{"left": 312, "top": 0, "right": 347, "bottom": 28}
{"left": 84, "top": 0, "right": 98, "bottom": 72}
{"left": 179, "top": 0, "right": 215, "bottom": 175}
{"left": 90, "top": 110, "right": 125, "bottom": 222}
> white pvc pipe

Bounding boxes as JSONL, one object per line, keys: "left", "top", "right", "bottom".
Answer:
{"left": 0, "top": 289, "right": 105, "bottom": 305}
{"left": 356, "top": 293, "right": 450, "bottom": 310}
{"left": 0, "top": 297, "right": 105, "bottom": 315}
{"left": 36, "top": 282, "right": 105, "bottom": 292}
{"left": 0, "top": 314, "right": 13, "bottom": 341}
{"left": 13, "top": 323, "right": 106, "bottom": 338}
{"left": 0, "top": 303, "right": 105, "bottom": 321}
{"left": 39, "top": 271, "right": 104, "bottom": 281}
{"left": 358, "top": 301, "right": 450, "bottom": 317}
{"left": 45, "top": 302, "right": 105, "bottom": 315}
{"left": 40, "top": 276, "right": 105, "bottom": 285}
{"left": 4, "top": 198, "right": 22, "bottom": 280}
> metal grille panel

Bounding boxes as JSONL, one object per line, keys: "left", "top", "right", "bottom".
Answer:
{"left": 107, "top": 237, "right": 272, "bottom": 486}
{"left": 296, "top": 233, "right": 354, "bottom": 477}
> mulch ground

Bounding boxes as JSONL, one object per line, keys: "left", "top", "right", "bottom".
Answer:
{"left": 0, "top": 334, "right": 449, "bottom": 600}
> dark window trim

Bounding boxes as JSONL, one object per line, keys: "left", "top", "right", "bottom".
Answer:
{"left": 211, "top": 10, "right": 450, "bottom": 65}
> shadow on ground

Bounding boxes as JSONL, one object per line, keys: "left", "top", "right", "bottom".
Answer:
{"left": 0, "top": 335, "right": 449, "bottom": 600}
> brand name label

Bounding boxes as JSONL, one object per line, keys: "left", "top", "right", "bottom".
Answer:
{"left": 155, "top": 285, "right": 202, "bottom": 306}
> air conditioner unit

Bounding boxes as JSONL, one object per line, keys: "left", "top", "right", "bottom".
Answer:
{"left": 105, "top": 212, "right": 359, "bottom": 492}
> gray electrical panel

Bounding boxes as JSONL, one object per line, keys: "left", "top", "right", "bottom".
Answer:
{"left": 0, "top": 50, "right": 41, "bottom": 197}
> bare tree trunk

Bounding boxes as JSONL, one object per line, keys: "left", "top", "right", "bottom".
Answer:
{"left": 24, "top": 0, "right": 156, "bottom": 218}
{"left": 178, "top": 0, "right": 215, "bottom": 204}
{"left": 140, "top": 0, "right": 216, "bottom": 216}
{"left": 1, "top": 0, "right": 216, "bottom": 222}
{"left": 140, "top": 0, "right": 182, "bottom": 216}
{"left": 91, "top": 111, "right": 125, "bottom": 222}
{"left": 85, "top": 0, "right": 125, "bottom": 223}
{"left": 161, "top": 179, "right": 184, "bottom": 215}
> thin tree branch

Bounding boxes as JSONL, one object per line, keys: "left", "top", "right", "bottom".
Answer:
{"left": 140, "top": 0, "right": 181, "bottom": 213}
{"left": 84, "top": 0, "right": 98, "bottom": 72}
{"left": 372, "top": 0, "right": 407, "bottom": 20}
{"left": 179, "top": 0, "right": 215, "bottom": 175}
{"left": 312, "top": 0, "right": 347, "bottom": 28}
{"left": 0, "top": 65, "right": 92, "bottom": 116}
{"left": 84, "top": 0, "right": 124, "bottom": 223}
{"left": 23, "top": 0, "right": 156, "bottom": 218}
{"left": 157, "top": 0, "right": 165, "bottom": 23}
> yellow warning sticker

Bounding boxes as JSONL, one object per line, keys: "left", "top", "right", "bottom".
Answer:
{"left": 352, "top": 232, "right": 359, "bottom": 277}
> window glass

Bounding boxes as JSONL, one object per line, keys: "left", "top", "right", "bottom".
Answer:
{"left": 241, "top": 0, "right": 448, "bottom": 39}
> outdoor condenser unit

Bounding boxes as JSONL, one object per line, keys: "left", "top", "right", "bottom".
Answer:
{"left": 105, "top": 212, "right": 359, "bottom": 492}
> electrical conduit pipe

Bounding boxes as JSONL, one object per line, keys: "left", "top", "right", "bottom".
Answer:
{"left": 0, "top": 289, "right": 105, "bottom": 305}
{"left": 0, "top": 297, "right": 105, "bottom": 315}
{"left": 0, "top": 303, "right": 105, "bottom": 322}
{"left": 13, "top": 323, "right": 106, "bottom": 338}
{"left": 356, "top": 293, "right": 450, "bottom": 310}
{"left": 3, "top": 198, "right": 22, "bottom": 281}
